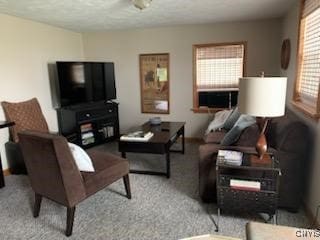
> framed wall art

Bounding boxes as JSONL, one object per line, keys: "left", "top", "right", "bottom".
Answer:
{"left": 139, "top": 53, "right": 170, "bottom": 114}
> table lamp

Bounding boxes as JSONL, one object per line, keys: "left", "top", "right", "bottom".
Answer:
{"left": 238, "top": 76, "right": 287, "bottom": 160}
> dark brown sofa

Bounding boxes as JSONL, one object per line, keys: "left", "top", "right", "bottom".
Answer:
{"left": 199, "top": 109, "right": 312, "bottom": 212}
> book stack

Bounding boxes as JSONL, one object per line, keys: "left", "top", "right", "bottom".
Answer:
{"left": 120, "top": 131, "right": 154, "bottom": 142}
{"left": 230, "top": 179, "right": 261, "bottom": 192}
{"left": 80, "top": 123, "right": 95, "bottom": 145}
{"left": 101, "top": 126, "right": 114, "bottom": 138}
{"left": 107, "top": 126, "right": 114, "bottom": 137}
{"left": 80, "top": 123, "right": 92, "bottom": 133}
{"left": 82, "top": 132, "right": 95, "bottom": 145}
{"left": 217, "top": 150, "right": 243, "bottom": 166}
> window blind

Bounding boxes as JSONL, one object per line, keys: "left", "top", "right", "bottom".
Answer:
{"left": 297, "top": 0, "right": 320, "bottom": 106}
{"left": 195, "top": 44, "right": 244, "bottom": 91}
{"left": 303, "top": 0, "right": 320, "bottom": 17}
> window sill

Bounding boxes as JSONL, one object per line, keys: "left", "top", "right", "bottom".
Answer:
{"left": 291, "top": 100, "right": 320, "bottom": 120}
{"left": 191, "top": 107, "right": 230, "bottom": 113}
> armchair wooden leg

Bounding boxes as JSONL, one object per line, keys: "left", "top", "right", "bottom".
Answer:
{"left": 66, "top": 206, "right": 76, "bottom": 237}
{"left": 33, "top": 193, "right": 42, "bottom": 218}
{"left": 123, "top": 174, "right": 131, "bottom": 199}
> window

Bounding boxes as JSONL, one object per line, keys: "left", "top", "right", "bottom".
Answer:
{"left": 293, "top": 0, "right": 320, "bottom": 118}
{"left": 193, "top": 42, "right": 246, "bottom": 112}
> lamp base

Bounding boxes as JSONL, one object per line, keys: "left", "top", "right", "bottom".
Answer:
{"left": 255, "top": 118, "right": 269, "bottom": 159}
{"left": 256, "top": 133, "right": 267, "bottom": 159}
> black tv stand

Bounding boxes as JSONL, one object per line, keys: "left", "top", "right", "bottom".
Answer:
{"left": 57, "top": 102, "right": 119, "bottom": 148}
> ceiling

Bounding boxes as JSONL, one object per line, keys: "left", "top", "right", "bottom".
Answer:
{"left": 0, "top": 0, "right": 294, "bottom": 32}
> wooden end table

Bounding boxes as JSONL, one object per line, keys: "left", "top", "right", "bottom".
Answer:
{"left": 118, "top": 121, "right": 185, "bottom": 178}
{"left": 0, "top": 121, "right": 15, "bottom": 188}
{"left": 214, "top": 152, "right": 281, "bottom": 231}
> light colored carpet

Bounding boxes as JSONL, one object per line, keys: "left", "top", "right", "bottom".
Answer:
{"left": 0, "top": 142, "right": 309, "bottom": 240}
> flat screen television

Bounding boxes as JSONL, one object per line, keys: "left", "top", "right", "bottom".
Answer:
{"left": 56, "top": 61, "right": 116, "bottom": 107}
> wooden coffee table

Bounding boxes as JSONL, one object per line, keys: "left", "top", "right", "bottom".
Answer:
{"left": 118, "top": 121, "right": 185, "bottom": 178}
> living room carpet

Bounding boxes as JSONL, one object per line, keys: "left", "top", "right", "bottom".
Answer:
{"left": 0, "top": 142, "right": 309, "bottom": 240}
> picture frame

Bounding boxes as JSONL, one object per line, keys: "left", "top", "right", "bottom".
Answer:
{"left": 139, "top": 53, "right": 170, "bottom": 114}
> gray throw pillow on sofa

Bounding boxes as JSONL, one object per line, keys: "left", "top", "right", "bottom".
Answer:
{"left": 223, "top": 107, "right": 241, "bottom": 130}
{"left": 221, "top": 114, "right": 256, "bottom": 146}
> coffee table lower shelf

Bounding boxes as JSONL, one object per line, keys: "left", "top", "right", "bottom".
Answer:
{"left": 118, "top": 121, "right": 186, "bottom": 179}
{"left": 130, "top": 170, "right": 168, "bottom": 177}
{"left": 121, "top": 147, "right": 183, "bottom": 179}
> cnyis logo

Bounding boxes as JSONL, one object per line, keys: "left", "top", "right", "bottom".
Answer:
{"left": 296, "top": 229, "right": 320, "bottom": 238}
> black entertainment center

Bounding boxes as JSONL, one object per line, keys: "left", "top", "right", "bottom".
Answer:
{"left": 57, "top": 102, "right": 119, "bottom": 148}
{"left": 54, "top": 61, "right": 119, "bottom": 148}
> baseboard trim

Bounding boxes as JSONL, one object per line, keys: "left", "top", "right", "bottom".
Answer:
{"left": 304, "top": 202, "right": 319, "bottom": 228}
{"left": 3, "top": 169, "right": 11, "bottom": 176}
{"left": 184, "top": 137, "right": 204, "bottom": 143}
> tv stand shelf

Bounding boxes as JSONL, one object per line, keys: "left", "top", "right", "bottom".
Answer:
{"left": 57, "top": 102, "right": 119, "bottom": 148}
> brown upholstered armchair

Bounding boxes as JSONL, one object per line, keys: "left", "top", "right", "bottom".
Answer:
{"left": 1, "top": 98, "right": 49, "bottom": 174}
{"left": 18, "top": 131, "right": 131, "bottom": 237}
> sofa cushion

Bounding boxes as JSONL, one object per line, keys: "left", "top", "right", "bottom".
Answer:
{"left": 220, "top": 126, "right": 241, "bottom": 146}
{"left": 203, "top": 130, "right": 227, "bottom": 144}
{"left": 82, "top": 149, "right": 129, "bottom": 196}
{"left": 1, "top": 98, "right": 49, "bottom": 142}
{"left": 221, "top": 115, "right": 256, "bottom": 146}
{"left": 235, "top": 123, "right": 260, "bottom": 147}
{"left": 223, "top": 107, "right": 241, "bottom": 130}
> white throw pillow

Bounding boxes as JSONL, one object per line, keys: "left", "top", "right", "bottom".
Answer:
{"left": 68, "top": 143, "right": 95, "bottom": 172}
{"left": 205, "top": 109, "right": 233, "bottom": 134}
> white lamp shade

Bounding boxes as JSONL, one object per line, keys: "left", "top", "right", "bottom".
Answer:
{"left": 238, "top": 77, "right": 287, "bottom": 117}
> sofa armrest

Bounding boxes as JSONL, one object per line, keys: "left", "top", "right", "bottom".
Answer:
{"left": 199, "top": 144, "right": 219, "bottom": 202}
{"left": 273, "top": 150, "right": 305, "bottom": 211}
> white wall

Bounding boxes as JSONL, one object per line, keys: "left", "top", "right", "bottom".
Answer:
{"left": 82, "top": 19, "right": 282, "bottom": 138}
{"left": 0, "top": 14, "right": 84, "bottom": 169}
{"left": 280, "top": 0, "right": 320, "bottom": 219}
{"left": 0, "top": 15, "right": 283, "bottom": 170}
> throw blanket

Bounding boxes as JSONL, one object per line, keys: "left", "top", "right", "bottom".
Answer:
{"left": 205, "top": 109, "right": 233, "bottom": 135}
